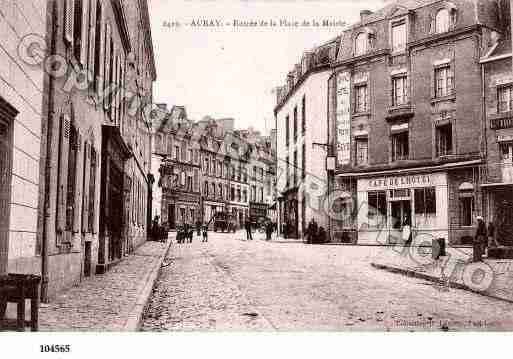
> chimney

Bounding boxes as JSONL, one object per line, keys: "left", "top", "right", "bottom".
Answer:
{"left": 360, "top": 9, "right": 373, "bottom": 23}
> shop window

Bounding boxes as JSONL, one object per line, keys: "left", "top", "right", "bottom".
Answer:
{"left": 435, "top": 8, "right": 450, "bottom": 34}
{"left": 355, "top": 138, "right": 368, "bottom": 166}
{"left": 354, "top": 84, "right": 368, "bottom": 113}
{"left": 355, "top": 32, "right": 368, "bottom": 56}
{"left": 414, "top": 187, "right": 436, "bottom": 215}
{"left": 436, "top": 123, "right": 453, "bottom": 156}
{"left": 391, "top": 131, "right": 409, "bottom": 161}
{"left": 368, "top": 191, "right": 387, "bottom": 227}
{"left": 392, "top": 75, "right": 408, "bottom": 106}
{"left": 498, "top": 85, "right": 513, "bottom": 113}
{"left": 391, "top": 20, "right": 406, "bottom": 53}
{"left": 434, "top": 65, "right": 454, "bottom": 98}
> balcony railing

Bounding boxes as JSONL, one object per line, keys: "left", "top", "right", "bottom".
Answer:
{"left": 490, "top": 115, "right": 513, "bottom": 130}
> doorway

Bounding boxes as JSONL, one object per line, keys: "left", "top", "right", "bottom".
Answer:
{"left": 494, "top": 187, "right": 513, "bottom": 246}
{"left": 0, "top": 114, "right": 13, "bottom": 275}
{"left": 168, "top": 204, "right": 175, "bottom": 229}
{"left": 391, "top": 200, "right": 412, "bottom": 229}
{"left": 83, "top": 241, "right": 92, "bottom": 277}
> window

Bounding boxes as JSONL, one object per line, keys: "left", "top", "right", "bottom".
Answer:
{"left": 293, "top": 151, "right": 298, "bottom": 186}
{"left": 194, "top": 149, "right": 199, "bottom": 163}
{"left": 88, "top": 147, "right": 97, "bottom": 232}
{"left": 355, "top": 84, "right": 368, "bottom": 113}
{"left": 302, "top": 95, "right": 306, "bottom": 135}
{"left": 436, "top": 123, "right": 453, "bottom": 156}
{"left": 414, "top": 187, "right": 436, "bottom": 215}
{"left": 72, "top": 0, "right": 84, "bottom": 62}
{"left": 498, "top": 85, "right": 513, "bottom": 113}
{"left": 355, "top": 138, "right": 368, "bottom": 166}
{"left": 253, "top": 166, "right": 257, "bottom": 181}
{"left": 355, "top": 32, "right": 368, "bottom": 56}
{"left": 219, "top": 184, "right": 223, "bottom": 199}
{"left": 285, "top": 115, "right": 290, "bottom": 147}
{"left": 391, "top": 131, "right": 409, "bottom": 161}
{"left": 392, "top": 75, "right": 408, "bottom": 106}
{"left": 237, "top": 188, "right": 241, "bottom": 202}
{"left": 434, "top": 65, "right": 454, "bottom": 97}
{"left": 260, "top": 168, "right": 264, "bottom": 181}
{"left": 302, "top": 143, "right": 306, "bottom": 180}
{"left": 166, "top": 136, "right": 173, "bottom": 155}
{"left": 66, "top": 124, "right": 78, "bottom": 230}
{"left": 92, "top": 0, "right": 101, "bottom": 92}
{"left": 368, "top": 191, "right": 387, "bottom": 227}
{"left": 293, "top": 106, "right": 298, "bottom": 142}
{"left": 243, "top": 189, "right": 247, "bottom": 203}
{"left": 175, "top": 145, "right": 180, "bottom": 161}
{"left": 193, "top": 169, "right": 199, "bottom": 192}
{"left": 188, "top": 149, "right": 193, "bottom": 163}
{"left": 259, "top": 187, "right": 264, "bottom": 202}
{"left": 187, "top": 176, "right": 192, "bottom": 191}
{"left": 391, "top": 20, "right": 406, "bottom": 52}
{"left": 231, "top": 187, "right": 235, "bottom": 201}
{"left": 435, "top": 8, "right": 450, "bottom": 34}
{"left": 460, "top": 196, "right": 474, "bottom": 226}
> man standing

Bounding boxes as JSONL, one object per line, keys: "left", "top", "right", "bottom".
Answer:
{"left": 245, "top": 219, "right": 253, "bottom": 240}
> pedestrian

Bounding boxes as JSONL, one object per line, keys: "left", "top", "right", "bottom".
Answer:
{"left": 402, "top": 216, "right": 412, "bottom": 246}
{"left": 245, "top": 219, "right": 253, "bottom": 240}
{"left": 196, "top": 220, "right": 201, "bottom": 237}
{"left": 188, "top": 224, "right": 194, "bottom": 243}
{"left": 265, "top": 220, "right": 273, "bottom": 241}
{"left": 474, "top": 216, "right": 487, "bottom": 262}
{"left": 487, "top": 221, "right": 499, "bottom": 253}
{"left": 202, "top": 225, "right": 208, "bottom": 242}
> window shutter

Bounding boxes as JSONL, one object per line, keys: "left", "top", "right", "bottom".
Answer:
{"left": 73, "top": 131, "right": 82, "bottom": 233}
{"left": 87, "top": 0, "right": 96, "bottom": 73}
{"left": 81, "top": 0, "right": 90, "bottom": 66}
{"left": 98, "top": 11, "right": 105, "bottom": 95}
{"left": 82, "top": 142, "right": 90, "bottom": 232}
{"left": 56, "top": 115, "right": 71, "bottom": 235}
{"left": 104, "top": 24, "right": 112, "bottom": 110}
{"left": 64, "top": 0, "right": 74, "bottom": 44}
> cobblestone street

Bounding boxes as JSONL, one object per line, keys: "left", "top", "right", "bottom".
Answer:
{"left": 142, "top": 232, "right": 513, "bottom": 331}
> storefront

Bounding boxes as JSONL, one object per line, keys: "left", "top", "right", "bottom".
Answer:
{"left": 203, "top": 200, "right": 225, "bottom": 228}
{"left": 356, "top": 172, "right": 449, "bottom": 245}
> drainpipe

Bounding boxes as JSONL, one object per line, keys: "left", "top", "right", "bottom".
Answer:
{"left": 41, "top": 0, "right": 57, "bottom": 303}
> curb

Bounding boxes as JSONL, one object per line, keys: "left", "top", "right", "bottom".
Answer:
{"left": 124, "top": 237, "right": 173, "bottom": 331}
{"left": 371, "top": 262, "right": 513, "bottom": 304}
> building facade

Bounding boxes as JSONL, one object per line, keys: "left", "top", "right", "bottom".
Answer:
{"left": 274, "top": 40, "right": 338, "bottom": 239}
{"left": 33, "top": 0, "right": 155, "bottom": 299}
{"left": 0, "top": 1, "right": 49, "bottom": 277}
{"left": 154, "top": 110, "right": 275, "bottom": 230}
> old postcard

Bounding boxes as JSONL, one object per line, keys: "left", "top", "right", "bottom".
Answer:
{"left": 1, "top": 0, "right": 513, "bottom": 356}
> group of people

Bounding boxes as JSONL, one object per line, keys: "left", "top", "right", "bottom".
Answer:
{"left": 244, "top": 219, "right": 276, "bottom": 241}
{"left": 305, "top": 218, "right": 327, "bottom": 244}
{"left": 176, "top": 222, "right": 209, "bottom": 243}
{"left": 474, "top": 216, "right": 500, "bottom": 262}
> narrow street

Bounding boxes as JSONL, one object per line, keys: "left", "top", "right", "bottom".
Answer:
{"left": 142, "top": 233, "right": 513, "bottom": 331}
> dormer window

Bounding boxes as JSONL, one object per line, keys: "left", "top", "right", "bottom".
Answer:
{"left": 435, "top": 8, "right": 450, "bottom": 33}
{"left": 355, "top": 32, "right": 368, "bottom": 56}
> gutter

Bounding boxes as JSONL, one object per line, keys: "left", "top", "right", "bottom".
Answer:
{"left": 41, "top": 0, "right": 58, "bottom": 303}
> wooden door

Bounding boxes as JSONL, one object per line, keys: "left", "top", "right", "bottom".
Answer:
{"left": 0, "top": 115, "right": 12, "bottom": 275}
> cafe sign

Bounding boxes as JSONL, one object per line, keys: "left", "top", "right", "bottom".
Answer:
{"left": 358, "top": 172, "right": 447, "bottom": 191}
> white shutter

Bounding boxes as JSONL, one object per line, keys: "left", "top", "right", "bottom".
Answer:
{"left": 82, "top": 142, "right": 90, "bottom": 232}
{"left": 64, "top": 0, "right": 74, "bottom": 44}
{"left": 73, "top": 131, "right": 82, "bottom": 233}
{"left": 104, "top": 23, "right": 112, "bottom": 110}
{"left": 87, "top": 0, "right": 96, "bottom": 72}
{"left": 57, "top": 115, "right": 71, "bottom": 234}
{"left": 81, "top": 0, "right": 90, "bottom": 66}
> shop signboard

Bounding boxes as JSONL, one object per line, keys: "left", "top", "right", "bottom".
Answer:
{"left": 336, "top": 71, "right": 351, "bottom": 165}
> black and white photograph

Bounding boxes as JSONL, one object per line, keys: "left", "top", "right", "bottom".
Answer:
{"left": 1, "top": 0, "right": 513, "bottom": 355}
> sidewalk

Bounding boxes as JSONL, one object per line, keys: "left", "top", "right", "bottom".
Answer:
{"left": 39, "top": 238, "right": 172, "bottom": 331}
{"left": 371, "top": 244, "right": 513, "bottom": 303}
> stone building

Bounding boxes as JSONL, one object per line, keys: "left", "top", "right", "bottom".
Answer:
{"left": 0, "top": 1, "right": 49, "bottom": 277}
{"left": 155, "top": 106, "right": 201, "bottom": 229}
{"left": 274, "top": 39, "right": 338, "bottom": 239}
{"left": 480, "top": 0, "right": 512, "bottom": 246}
{"left": 31, "top": 0, "right": 155, "bottom": 299}
{"left": 327, "top": 0, "right": 510, "bottom": 245}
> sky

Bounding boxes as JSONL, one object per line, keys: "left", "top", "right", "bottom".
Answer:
{"left": 148, "top": 0, "right": 385, "bottom": 135}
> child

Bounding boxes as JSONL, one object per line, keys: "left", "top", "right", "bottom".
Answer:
{"left": 202, "top": 225, "right": 208, "bottom": 243}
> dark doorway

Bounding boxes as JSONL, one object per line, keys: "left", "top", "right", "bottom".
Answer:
{"left": 0, "top": 112, "right": 13, "bottom": 275}
{"left": 83, "top": 241, "right": 91, "bottom": 277}
{"left": 108, "top": 162, "right": 123, "bottom": 262}
{"left": 168, "top": 204, "right": 175, "bottom": 229}
{"left": 495, "top": 188, "right": 513, "bottom": 246}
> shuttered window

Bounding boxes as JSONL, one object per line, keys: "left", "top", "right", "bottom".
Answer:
{"left": 73, "top": 0, "right": 83, "bottom": 62}
{"left": 88, "top": 147, "right": 97, "bottom": 233}
{"left": 56, "top": 115, "right": 71, "bottom": 235}
{"left": 92, "top": 0, "right": 101, "bottom": 92}
{"left": 66, "top": 124, "right": 78, "bottom": 231}
{"left": 64, "top": 0, "right": 74, "bottom": 44}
